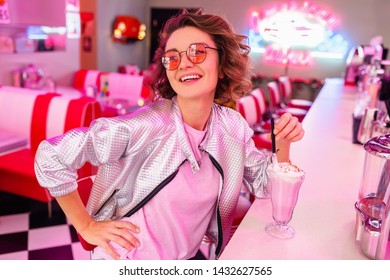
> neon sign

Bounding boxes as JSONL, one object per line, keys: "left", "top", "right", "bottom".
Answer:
{"left": 249, "top": 1, "right": 349, "bottom": 66}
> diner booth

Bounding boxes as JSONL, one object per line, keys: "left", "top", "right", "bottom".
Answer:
{"left": 0, "top": 0, "right": 389, "bottom": 264}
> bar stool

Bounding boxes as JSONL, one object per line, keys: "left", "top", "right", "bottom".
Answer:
{"left": 236, "top": 88, "right": 272, "bottom": 151}
{"left": 267, "top": 81, "right": 308, "bottom": 123}
{"left": 278, "top": 76, "right": 313, "bottom": 111}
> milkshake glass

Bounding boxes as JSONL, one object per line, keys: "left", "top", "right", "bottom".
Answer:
{"left": 265, "top": 162, "right": 305, "bottom": 239}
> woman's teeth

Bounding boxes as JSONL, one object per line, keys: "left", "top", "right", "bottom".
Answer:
{"left": 180, "top": 75, "right": 200, "bottom": 82}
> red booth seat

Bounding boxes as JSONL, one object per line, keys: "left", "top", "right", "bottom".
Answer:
{"left": 72, "top": 69, "right": 105, "bottom": 93}
{"left": 0, "top": 87, "right": 102, "bottom": 217}
{"left": 98, "top": 72, "right": 151, "bottom": 117}
{"left": 100, "top": 72, "right": 148, "bottom": 105}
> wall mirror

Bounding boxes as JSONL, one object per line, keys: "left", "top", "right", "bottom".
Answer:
{"left": 0, "top": 24, "right": 66, "bottom": 54}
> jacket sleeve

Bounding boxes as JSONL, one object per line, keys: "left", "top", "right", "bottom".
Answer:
{"left": 241, "top": 122, "right": 272, "bottom": 198}
{"left": 34, "top": 117, "right": 131, "bottom": 197}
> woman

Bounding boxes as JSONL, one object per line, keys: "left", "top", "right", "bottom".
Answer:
{"left": 34, "top": 10, "right": 304, "bottom": 260}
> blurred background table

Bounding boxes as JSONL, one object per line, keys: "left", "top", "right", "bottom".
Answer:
{"left": 220, "top": 78, "right": 369, "bottom": 260}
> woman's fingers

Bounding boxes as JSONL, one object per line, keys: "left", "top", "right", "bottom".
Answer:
{"left": 284, "top": 121, "right": 303, "bottom": 141}
{"left": 110, "top": 223, "right": 141, "bottom": 249}
{"left": 82, "top": 220, "right": 141, "bottom": 259}
{"left": 274, "top": 113, "right": 296, "bottom": 139}
{"left": 274, "top": 113, "right": 304, "bottom": 143}
{"left": 100, "top": 241, "right": 120, "bottom": 260}
{"left": 273, "top": 113, "right": 291, "bottom": 134}
{"left": 114, "top": 220, "right": 140, "bottom": 233}
{"left": 286, "top": 126, "right": 305, "bottom": 142}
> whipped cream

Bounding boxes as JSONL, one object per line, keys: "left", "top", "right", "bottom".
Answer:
{"left": 269, "top": 162, "right": 304, "bottom": 178}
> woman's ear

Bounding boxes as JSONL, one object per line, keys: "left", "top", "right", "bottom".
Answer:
{"left": 218, "top": 69, "right": 224, "bottom": 79}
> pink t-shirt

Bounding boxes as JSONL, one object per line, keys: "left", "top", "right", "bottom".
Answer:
{"left": 92, "top": 123, "right": 220, "bottom": 259}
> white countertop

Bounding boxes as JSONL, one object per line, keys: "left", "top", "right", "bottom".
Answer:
{"left": 220, "top": 78, "right": 370, "bottom": 260}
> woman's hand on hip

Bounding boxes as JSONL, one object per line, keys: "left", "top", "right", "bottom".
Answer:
{"left": 80, "top": 219, "right": 140, "bottom": 260}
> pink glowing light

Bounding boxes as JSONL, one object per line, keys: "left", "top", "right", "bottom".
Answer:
{"left": 248, "top": 1, "right": 348, "bottom": 66}
{"left": 263, "top": 45, "right": 313, "bottom": 66}
{"left": 259, "top": 12, "right": 327, "bottom": 48}
{"left": 251, "top": 1, "right": 339, "bottom": 32}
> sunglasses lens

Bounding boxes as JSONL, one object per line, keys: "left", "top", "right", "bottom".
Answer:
{"left": 187, "top": 43, "right": 207, "bottom": 64}
{"left": 162, "top": 43, "right": 211, "bottom": 70}
{"left": 162, "top": 52, "right": 180, "bottom": 70}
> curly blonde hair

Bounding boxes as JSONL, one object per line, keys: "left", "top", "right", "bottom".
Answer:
{"left": 146, "top": 9, "right": 252, "bottom": 103}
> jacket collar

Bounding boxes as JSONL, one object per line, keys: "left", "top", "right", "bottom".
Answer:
{"left": 171, "top": 96, "right": 201, "bottom": 173}
{"left": 171, "top": 96, "right": 222, "bottom": 174}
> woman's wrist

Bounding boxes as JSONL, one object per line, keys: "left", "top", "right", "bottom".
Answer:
{"left": 275, "top": 142, "right": 290, "bottom": 163}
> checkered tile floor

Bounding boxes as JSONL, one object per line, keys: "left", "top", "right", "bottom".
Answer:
{"left": 0, "top": 191, "right": 90, "bottom": 260}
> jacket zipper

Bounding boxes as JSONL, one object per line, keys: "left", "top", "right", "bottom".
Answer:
{"left": 94, "top": 189, "right": 119, "bottom": 216}
{"left": 208, "top": 154, "right": 224, "bottom": 258}
{"left": 123, "top": 160, "right": 187, "bottom": 218}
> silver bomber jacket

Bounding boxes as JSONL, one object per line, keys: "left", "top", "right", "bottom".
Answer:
{"left": 34, "top": 97, "right": 271, "bottom": 258}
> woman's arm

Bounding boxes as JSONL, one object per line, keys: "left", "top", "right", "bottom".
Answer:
{"left": 56, "top": 190, "right": 140, "bottom": 260}
{"left": 34, "top": 118, "right": 130, "bottom": 196}
{"left": 34, "top": 117, "right": 140, "bottom": 259}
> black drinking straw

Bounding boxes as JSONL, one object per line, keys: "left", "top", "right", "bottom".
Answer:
{"left": 271, "top": 116, "right": 276, "bottom": 154}
{"left": 270, "top": 115, "right": 279, "bottom": 167}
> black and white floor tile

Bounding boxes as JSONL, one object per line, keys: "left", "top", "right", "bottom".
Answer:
{"left": 0, "top": 191, "right": 90, "bottom": 260}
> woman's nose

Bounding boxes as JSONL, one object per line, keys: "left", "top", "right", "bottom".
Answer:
{"left": 178, "top": 53, "right": 194, "bottom": 69}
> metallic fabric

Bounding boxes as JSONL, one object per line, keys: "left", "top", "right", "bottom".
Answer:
{"left": 34, "top": 97, "right": 271, "bottom": 258}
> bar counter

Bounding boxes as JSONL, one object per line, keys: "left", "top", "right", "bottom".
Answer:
{"left": 220, "top": 78, "right": 369, "bottom": 260}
